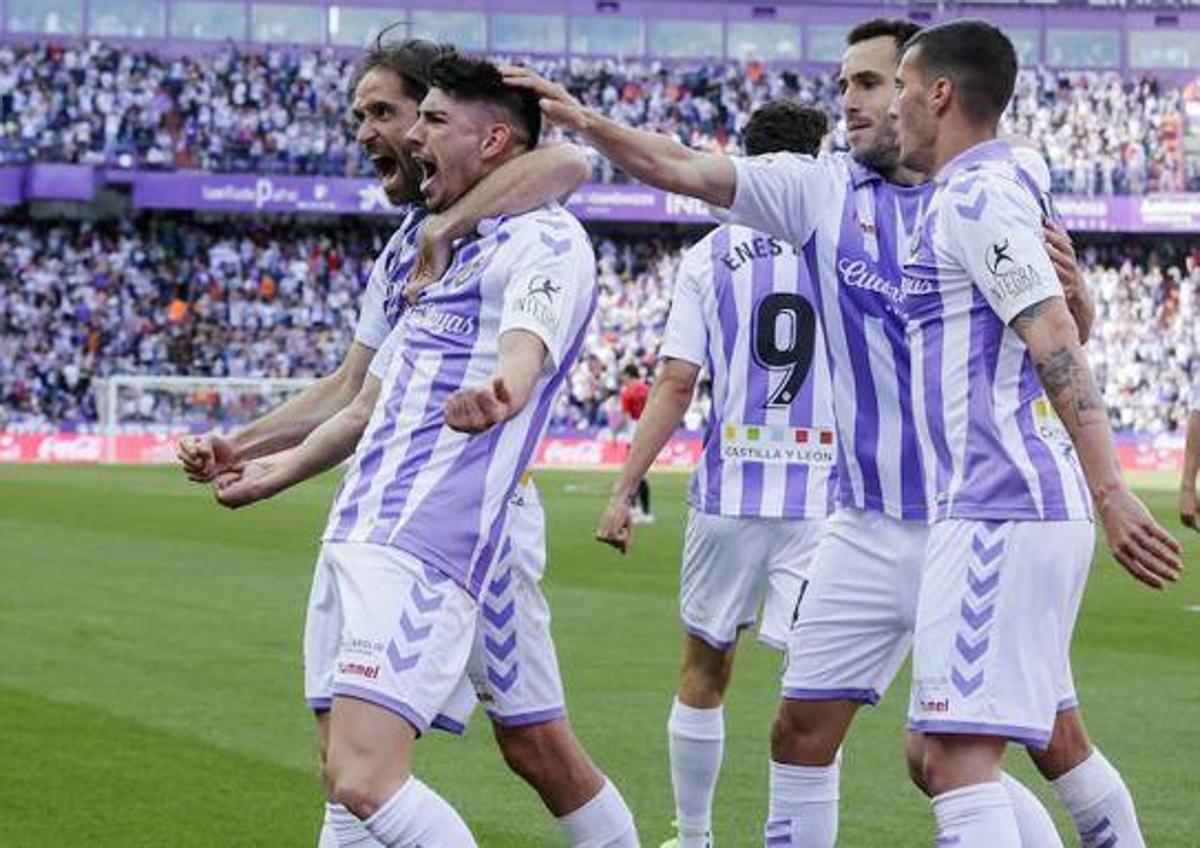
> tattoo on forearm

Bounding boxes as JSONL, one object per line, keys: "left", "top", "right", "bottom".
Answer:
{"left": 1034, "top": 346, "right": 1103, "bottom": 428}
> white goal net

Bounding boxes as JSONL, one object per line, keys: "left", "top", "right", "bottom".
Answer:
{"left": 96, "top": 375, "right": 314, "bottom": 463}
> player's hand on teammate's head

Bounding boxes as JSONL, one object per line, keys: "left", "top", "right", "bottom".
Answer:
{"left": 445, "top": 377, "right": 513, "bottom": 434}
{"left": 500, "top": 66, "right": 589, "bottom": 133}
{"left": 403, "top": 217, "right": 453, "bottom": 305}
{"left": 212, "top": 460, "right": 270, "bottom": 509}
{"left": 1099, "top": 487, "right": 1184, "bottom": 588}
{"left": 1180, "top": 486, "right": 1199, "bottom": 532}
{"left": 177, "top": 432, "right": 236, "bottom": 483}
{"left": 595, "top": 494, "right": 633, "bottom": 555}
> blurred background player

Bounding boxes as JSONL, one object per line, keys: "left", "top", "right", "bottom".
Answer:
{"left": 618, "top": 363, "right": 654, "bottom": 522}
{"left": 894, "top": 20, "right": 1181, "bottom": 847}
{"left": 595, "top": 99, "right": 833, "bottom": 848}
{"left": 1181, "top": 375, "right": 1200, "bottom": 530}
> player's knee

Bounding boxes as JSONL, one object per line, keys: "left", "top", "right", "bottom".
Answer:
{"left": 324, "top": 755, "right": 393, "bottom": 820}
{"left": 905, "top": 732, "right": 931, "bottom": 796}
{"left": 770, "top": 702, "right": 842, "bottom": 765}
{"left": 497, "top": 724, "right": 555, "bottom": 786}
{"left": 1031, "top": 709, "right": 1092, "bottom": 780}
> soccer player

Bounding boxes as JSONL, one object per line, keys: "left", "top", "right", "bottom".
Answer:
{"left": 212, "top": 52, "right": 637, "bottom": 846}
{"left": 1181, "top": 379, "right": 1200, "bottom": 530}
{"left": 892, "top": 20, "right": 1182, "bottom": 846}
{"left": 505, "top": 20, "right": 1127, "bottom": 848}
{"left": 594, "top": 100, "right": 832, "bottom": 848}
{"left": 177, "top": 40, "right": 635, "bottom": 848}
{"left": 617, "top": 363, "right": 654, "bottom": 522}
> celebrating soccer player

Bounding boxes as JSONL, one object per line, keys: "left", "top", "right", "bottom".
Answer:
{"left": 506, "top": 17, "right": 1154, "bottom": 848}
{"left": 892, "top": 19, "right": 1182, "bottom": 846}
{"left": 177, "top": 38, "right": 640, "bottom": 848}
{"left": 594, "top": 100, "right": 833, "bottom": 848}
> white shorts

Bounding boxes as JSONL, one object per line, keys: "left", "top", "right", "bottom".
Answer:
{"left": 434, "top": 489, "right": 566, "bottom": 732}
{"left": 303, "top": 540, "right": 477, "bottom": 735}
{"left": 908, "top": 519, "right": 1092, "bottom": 749}
{"left": 681, "top": 509, "right": 826, "bottom": 652}
{"left": 781, "top": 509, "right": 927, "bottom": 704}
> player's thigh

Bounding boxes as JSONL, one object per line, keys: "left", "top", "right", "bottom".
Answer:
{"left": 325, "top": 542, "right": 477, "bottom": 737}
{"left": 469, "top": 556, "right": 566, "bottom": 727}
{"left": 759, "top": 517, "right": 827, "bottom": 651}
{"left": 909, "top": 519, "right": 1093, "bottom": 749}
{"left": 782, "top": 509, "right": 925, "bottom": 705}
{"left": 679, "top": 508, "right": 771, "bottom": 650}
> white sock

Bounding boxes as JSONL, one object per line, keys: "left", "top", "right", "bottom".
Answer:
{"left": 319, "top": 805, "right": 340, "bottom": 848}
{"left": 557, "top": 778, "right": 639, "bottom": 848}
{"left": 668, "top": 697, "right": 724, "bottom": 844}
{"left": 1050, "top": 749, "right": 1144, "bottom": 848}
{"left": 362, "top": 777, "right": 477, "bottom": 848}
{"left": 763, "top": 758, "right": 839, "bottom": 848}
{"left": 1000, "top": 773, "right": 1063, "bottom": 848}
{"left": 932, "top": 782, "right": 1021, "bottom": 848}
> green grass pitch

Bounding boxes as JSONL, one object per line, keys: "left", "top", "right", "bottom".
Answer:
{"left": 0, "top": 465, "right": 1197, "bottom": 847}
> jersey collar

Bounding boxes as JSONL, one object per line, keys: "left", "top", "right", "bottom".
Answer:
{"left": 847, "top": 156, "right": 884, "bottom": 189}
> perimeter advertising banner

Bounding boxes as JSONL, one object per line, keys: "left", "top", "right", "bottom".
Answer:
{"left": 0, "top": 432, "right": 1182, "bottom": 472}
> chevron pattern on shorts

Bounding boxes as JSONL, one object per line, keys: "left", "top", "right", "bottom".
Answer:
{"left": 951, "top": 522, "right": 1007, "bottom": 699}
{"left": 384, "top": 572, "right": 445, "bottom": 674}
{"left": 482, "top": 561, "right": 519, "bottom": 694}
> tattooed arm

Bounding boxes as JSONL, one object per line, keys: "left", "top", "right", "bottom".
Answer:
{"left": 1011, "top": 297, "right": 1182, "bottom": 587}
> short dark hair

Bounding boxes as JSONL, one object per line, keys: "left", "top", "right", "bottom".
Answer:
{"left": 354, "top": 30, "right": 452, "bottom": 103}
{"left": 622, "top": 364, "right": 641, "bottom": 380}
{"left": 902, "top": 19, "right": 1017, "bottom": 126}
{"left": 743, "top": 101, "right": 828, "bottom": 157}
{"left": 846, "top": 18, "right": 923, "bottom": 53}
{"left": 428, "top": 53, "right": 542, "bottom": 149}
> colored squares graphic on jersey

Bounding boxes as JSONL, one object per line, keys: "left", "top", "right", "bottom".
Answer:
{"left": 725, "top": 426, "right": 737, "bottom": 440}
{"left": 819, "top": 430, "right": 835, "bottom": 445}
{"left": 747, "top": 427, "right": 760, "bottom": 441}
{"left": 794, "top": 429, "right": 810, "bottom": 444}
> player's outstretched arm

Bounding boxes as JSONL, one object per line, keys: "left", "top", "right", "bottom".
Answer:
{"left": 213, "top": 375, "right": 381, "bottom": 509}
{"left": 596, "top": 359, "right": 700, "bottom": 555}
{"left": 405, "top": 143, "right": 592, "bottom": 299}
{"left": 1043, "top": 222, "right": 1095, "bottom": 344}
{"left": 444, "top": 330, "right": 547, "bottom": 434}
{"left": 1011, "top": 298, "right": 1183, "bottom": 587}
{"left": 501, "top": 65, "right": 736, "bottom": 208}
{"left": 177, "top": 342, "right": 375, "bottom": 482}
{"left": 1180, "top": 406, "right": 1200, "bottom": 531}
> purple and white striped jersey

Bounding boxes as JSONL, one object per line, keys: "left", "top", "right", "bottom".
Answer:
{"left": 901, "top": 139, "right": 1093, "bottom": 523}
{"left": 354, "top": 204, "right": 427, "bottom": 349}
{"left": 325, "top": 204, "right": 597, "bottom": 597}
{"left": 719, "top": 152, "right": 933, "bottom": 520}
{"left": 660, "top": 224, "right": 837, "bottom": 519}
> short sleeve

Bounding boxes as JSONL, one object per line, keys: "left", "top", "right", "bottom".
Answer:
{"left": 658, "top": 240, "right": 710, "bottom": 367}
{"left": 712, "top": 153, "right": 837, "bottom": 246}
{"left": 354, "top": 225, "right": 410, "bottom": 349}
{"left": 367, "top": 328, "right": 400, "bottom": 380}
{"left": 944, "top": 175, "right": 1062, "bottom": 325}
{"left": 499, "top": 221, "right": 596, "bottom": 371}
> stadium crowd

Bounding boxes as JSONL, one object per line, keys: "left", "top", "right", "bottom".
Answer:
{"left": 0, "top": 40, "right": 1195, "bottom": 192}
{"left": 1, "top": 217, "right": 1195, "bottom": 435}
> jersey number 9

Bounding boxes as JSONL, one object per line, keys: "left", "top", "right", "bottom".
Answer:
{"left": 753, "top": 293, "right": 816, "bottom": 408}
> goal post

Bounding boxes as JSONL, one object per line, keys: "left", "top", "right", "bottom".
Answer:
{"left": 96, "top": 375, "right": 315, "bottom": 463}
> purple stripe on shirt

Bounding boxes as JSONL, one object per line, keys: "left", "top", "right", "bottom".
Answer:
{"left": 875, "top": 187, "right": 928, "bottom": 520}
{"left": 1014, "top": 355, "right": 1071, "bottom": 518}
{"left": 957, "top": 288, "right": 1039, "bottom": 516}
{"left": 702, "top": 228, "right": 737, "bottom": 513}
{"left": 330, "top": 353, "right": 417, "bottom": 539}
{"left": 739, "top": 231, "right": 776, "bottom": 517}
{"left": 803, "top": 235, "right": 846, "bottom": 514}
